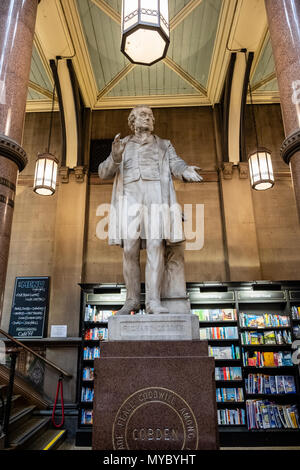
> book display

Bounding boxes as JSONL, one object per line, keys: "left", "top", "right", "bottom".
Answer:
{"left": 76, "top": 282, "right": 300, "bottom": 447}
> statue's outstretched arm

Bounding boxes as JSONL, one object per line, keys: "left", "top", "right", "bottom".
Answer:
{"left": 168, "top": 142, "right": 203, "bottom": 182}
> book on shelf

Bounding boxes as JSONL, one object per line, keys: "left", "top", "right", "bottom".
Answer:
{"left": 200, "top": 326, "right": 238, "bottom": 340}
{"left": 246, "top": 400, "right": 300, "bottom": 430}
{"left": 84, "top": 327, "right": 108, "bottom": 341}
{"left": 217, "top": 408, "right": 246, "bottom": 426}
{"left": 84, "top": 306, "right": 117, "bottom": 322}
{"left": 242, "top": 350, "right": 293, "bottom": 368}
{"left": 82, "top": 367, "right": 94, "bottom": 381}
{"left": 291, "top": 306, "right": 300, "bottom": 320}
{"left": 216, "top": 388, "right": 244, "bottom": 402}
{"left": 215, "top": 367, "right": 242, "bottom": 381}
{"left": 81, "top": 387, "right": 94, "bottom": 402}
{"left": 192, "top": 309, "right": 237, "bottom": 322}
{"left": 83, "top": 346, "right": 100, "bottom": 360}
{"left": 241, "top": 330, "right": 292, "bottom": 345}
{"left": 239, "top": 313, "right": 290, "bottom": 328}
{"left": 245, "top": 374, "right": 297, "bottom": 395}
{"left": 81, "top": 409, "right": 93, "bottom": 425}
{"left": 209, "top": 345, "right": 240, "bottom": 360}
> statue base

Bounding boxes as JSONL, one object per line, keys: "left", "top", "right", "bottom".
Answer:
{"left": 92, "top": 340, "right": 219, "bottom": 450}
{"left": 108, "top": 313, "right": 200, "bottom": 341}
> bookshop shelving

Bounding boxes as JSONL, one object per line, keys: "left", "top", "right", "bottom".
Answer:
{"left": 76, "top": 284, "right": 126, "bottom": 443}
{"left": 76, "top": 281, "right": 300, "bottom": 447}
{"left": 189, "top": 286, "right": 247, "bottom": 429}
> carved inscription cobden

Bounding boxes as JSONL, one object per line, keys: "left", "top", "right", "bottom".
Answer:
{"left": 112, "top": 387, "right": 198, "bottom": 450}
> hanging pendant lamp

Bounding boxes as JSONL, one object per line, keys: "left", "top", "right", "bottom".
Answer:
{"left": 247, "top": 78, "right": 274, "bottom": 191}
{"left": 121, "top": 0, "right": 170, "bottom": 66}
{"left": 33, "top": 81, "right": 58, "bottom": 196}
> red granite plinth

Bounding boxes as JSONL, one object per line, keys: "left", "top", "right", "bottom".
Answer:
{"left": 92, "top": 340, "right": 218, "bottom": 450}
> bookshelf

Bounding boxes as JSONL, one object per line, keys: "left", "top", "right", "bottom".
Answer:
{"left": 76, "top": 281, "right": 300, "bottom": 447}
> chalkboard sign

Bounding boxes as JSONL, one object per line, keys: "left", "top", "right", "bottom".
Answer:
{"left": 8, "top": 277, "right": 49, "bottom": 339}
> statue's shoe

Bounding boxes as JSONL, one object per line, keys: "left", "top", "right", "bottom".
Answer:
{"left": 147, "top": 302, "right": 169, "bottom": 314}
{"left": 115, "top": 300, "right": 140, "bottom": 315}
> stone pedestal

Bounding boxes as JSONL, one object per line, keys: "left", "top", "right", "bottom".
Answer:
{"left": 108, "top": 314, "right": 200, "bottom": 341}
{"left": 92, "top": 339, "right": 219, "bottom": 450}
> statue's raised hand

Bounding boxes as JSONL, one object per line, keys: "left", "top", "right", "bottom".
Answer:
{"left": 112, "top": 133, "right": 125, "bottom": 163}
{"left": 182, "top": 166, "right": 203, "bottom": 182}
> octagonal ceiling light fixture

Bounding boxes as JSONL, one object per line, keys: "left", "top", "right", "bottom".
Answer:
{"left": 121, "top": 0, "right": 170, "bottom": 66}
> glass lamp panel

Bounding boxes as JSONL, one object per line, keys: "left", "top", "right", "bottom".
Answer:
{"left": 255, "top": 181, "right": 273, "bottom": 191}
{"left": 122, "top": 0, "right": 139, "bottom": 32}
{"left": 51, "top": 162, "right": 58, "bottom": 190}
{"left": 249, "top": 153, "right": 259, "bottom": 186}
{"left": 35, "top": 187, "right": 53, "bottom": 196}
{"left": 140, "top": 0, "right": 159, "bottom": 26}
{"left": 160, "top": 0, "right": 169, "bottom": 37}
{"left": 125, "top": 28, "right": 166, "bottom": 64}
{"left": 257, "top": 152, "right": 271, "bottom": 180}
{"left": 35, "top": 158, "right": 46, "bottom": 186}
{"left": 44, "top": 158, "right": 54, "bottom": 186}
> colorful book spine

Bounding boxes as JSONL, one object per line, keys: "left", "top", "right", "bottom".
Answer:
{"left": 246, "top": 400, "right": 300, "bottom": 430}
{"left": 217, "top": 409, "right": 246, "bottom": 426}
{"left": 216, "top": 388, "right": 244, "bottom": 402}
{"left": 245, "top": 374, "right": 296, "bottom": 394}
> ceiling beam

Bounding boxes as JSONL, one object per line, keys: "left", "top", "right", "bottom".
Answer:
{"left": 28, "top": 81, "right": 57, "bottom": 100}
{"left": 33, "top": 33, "right": 54, "bottom": 87}
{"left": 90, "top": 0, "right": 120, "bottom": 24}
{"left": 97, "top": 63, "right": 136, "bottom": 100}
{"left": 206, "top": 0, "right": 238, "bottom": 105}
{"left": 249, "top": 27, "right": 269, "bottom": 81}
{"left": 26, "top": 100, "right": 60, "bottom": 112}
{"left": 95, "top": 94, "right": 210, "bottom": 109}
{"left": 249, "top": 90, "right": 279, "bottom": 104}
{"left": 163, "top": 56, "right": 207, "bottom": 96}
{"left": 170, "top": 0, "right": 203, "bottom": 31}
{"left": 251, "top": 71, "right": 277, "bottom": 92}
{"left": 60, "top": 0, "right": 99, "bottom": 107}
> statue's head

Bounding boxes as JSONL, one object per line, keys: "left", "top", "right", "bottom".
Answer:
{"left": 128, "top": 105, "right": 155, "bottom": 133}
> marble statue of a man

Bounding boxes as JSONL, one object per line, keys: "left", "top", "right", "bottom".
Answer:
{"left": 98, "top": 105, "right": 202, "bottom": 315}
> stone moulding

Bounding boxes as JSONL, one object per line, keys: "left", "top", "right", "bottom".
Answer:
{"left": 74, "top": 165, "right": 87, "bottom": 183}
{"left": 221, "top": 162, "right": 234, "bottom": 179}
{"left": 238, "top": 162, "right": 249, "bottom": 179}
{"left": 0, "top": 133, "right": 27, "bottom": 172}
{"left": 59, "top": 166, "right": 69, "bottom": 183}
{"left": 280, "top": 128, "right": 300, "bottom": 165}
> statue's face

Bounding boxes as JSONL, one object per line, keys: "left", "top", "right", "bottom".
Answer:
{"left": 134, "top": 107, "right": 154, "bottom": 132}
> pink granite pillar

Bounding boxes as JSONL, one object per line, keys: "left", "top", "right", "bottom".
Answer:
{"left": 0, "top": 0, "right": 38, "bottom": 321}
{"left": 265, "top": 0, "right": 300, "bottom": 219}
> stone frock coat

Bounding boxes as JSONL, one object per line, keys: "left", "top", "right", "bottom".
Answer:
{"left": 98, "top": 134, "right": 189, "bottom": 247}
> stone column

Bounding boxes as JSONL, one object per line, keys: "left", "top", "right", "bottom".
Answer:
{"left": 265, "top": 0, "right": 300, "bottom": 219}
{"left": 0, "top": 1, "right": 38, "bottom": 320}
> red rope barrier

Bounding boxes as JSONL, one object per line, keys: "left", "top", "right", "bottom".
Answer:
{"left": 51, "top": 375, "right": 64, "bottom": 428}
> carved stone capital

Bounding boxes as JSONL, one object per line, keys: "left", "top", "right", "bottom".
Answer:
{"left": 221, "top": 162, "right": 234, "bottom": 179}
{"left": 238, "top": 162, "right": 249, "bottom": 179}
{"left": 59, "top": 166, "right": 69, "bottom": 183}
{"left": 74, "top": 165, "right": 87, "bottom": 183}
{"left": 0, "top": 133, "right": 27, "bottom": 171}
{"left": 280, "top": 128, "right": 300, "bottom": 164}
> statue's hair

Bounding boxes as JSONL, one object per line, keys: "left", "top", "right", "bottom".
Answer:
{"left": 128, "top": 105, "right": 155, "bottom": 132}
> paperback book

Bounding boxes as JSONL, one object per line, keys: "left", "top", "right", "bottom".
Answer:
{"left": 192, "top": 309, "right": 237, "bottom": 322}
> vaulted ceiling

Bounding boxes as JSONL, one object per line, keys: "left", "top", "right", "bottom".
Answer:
{"left": 26, "top": 0, "right": 279, "bottom": 112}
